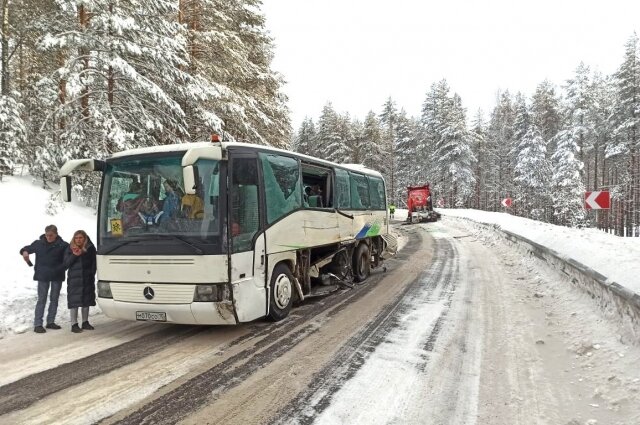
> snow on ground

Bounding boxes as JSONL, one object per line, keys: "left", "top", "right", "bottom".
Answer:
{"left": 1, "top": 175, "right": 98, "bottom": 336}
{"left": 437, "top": 208, "right": 640, "bottom": 296}
{"left": 315, "top": 297, "right": 449, "bottom": 425}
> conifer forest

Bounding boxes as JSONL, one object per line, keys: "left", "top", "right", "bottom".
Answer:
{"left": 0, "top": 1, "right": 639, "bottom": 236}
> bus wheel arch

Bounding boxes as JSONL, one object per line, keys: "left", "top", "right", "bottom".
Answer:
{"left": 352, "top": 241, "right": 371, "bottom": 283}
{"left": 267, "top": 262, "right": 294, "bottom": 321}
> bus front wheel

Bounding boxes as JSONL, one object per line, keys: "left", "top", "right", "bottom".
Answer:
{"left": 268, "top": 263, "right": 294, "bottom": 321}
{"left": 353, "top": 243, "right": 371, "bottom": 283}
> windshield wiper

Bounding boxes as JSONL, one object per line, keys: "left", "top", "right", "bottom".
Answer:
{"left": 154, "top": 234, "right": 204, "bottom": 255}
{"left": 101, "top": 238, "right": 144, "bottom": 255}
{"left": 101, "top": 235, "right": 204, "bottom": 255}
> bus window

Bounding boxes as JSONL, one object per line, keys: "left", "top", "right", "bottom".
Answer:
{"left": 368, "top": 176, "right": 385, "bottom": 210}
{"left": 335, "top": 168, "right": 351, "bottom": 209}
{"left": 302, "top": 163, "right": 332, "bottom": 209}
{"left": 231, "top": 158, "right": 260, "bottom": 252}
{"left": 349, "top": 173, "right": 370, "bottom": 209}
{"left": 260, "top": 153, "right": 301, "bottom": 224}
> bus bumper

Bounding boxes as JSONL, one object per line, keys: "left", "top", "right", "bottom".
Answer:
{"left": 97, "top": 298, "right": 237, "bottom": 325}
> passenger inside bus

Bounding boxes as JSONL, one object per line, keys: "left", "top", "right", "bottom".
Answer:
{"left": 309, "top": 185, "right": 323, "bottom": 207}
{"left": 303, "top": 182, "right": 326, "bottom": 208}
{"left": 137, "top": 197, "right": 162, "bottom": 226}
{"left": 159, "top": 179, "right": 182, "bottom": 223}
{"left": 303, "top": 186, "right": 312, "bottom": 207}
{"left": 181, "top": 193, "right": 204, "bottom": 219}
{"left": 122, "top": 181, "right": 142, "bottom": 202}
{"left": 116, "top": 181, "right": 146, "bottom": 230}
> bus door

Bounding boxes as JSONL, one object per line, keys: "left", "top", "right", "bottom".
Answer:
{"left": 229, "top": 156, "right": 267, "bottom": 321}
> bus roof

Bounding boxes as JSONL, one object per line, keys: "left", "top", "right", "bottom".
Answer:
{"left": 109, "top": 142, "right": 211, "bottom": 158}
{"left": 109, "top": 141, "right": 384, "bottom": 179}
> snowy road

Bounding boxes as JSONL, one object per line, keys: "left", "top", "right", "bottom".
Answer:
{"left": 0, "top": 219, "right": 639, "bottom": 425}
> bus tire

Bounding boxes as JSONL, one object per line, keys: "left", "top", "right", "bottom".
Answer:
{"left": 353, "top": 243, "right": 371, "bottom": 283}
{"left": 268, "top": 263, "right": 294, "bottom": 321}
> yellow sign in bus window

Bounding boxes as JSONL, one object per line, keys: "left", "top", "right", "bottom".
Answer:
{"left": 111, "top": 219, "right": 123, "bottom": 236}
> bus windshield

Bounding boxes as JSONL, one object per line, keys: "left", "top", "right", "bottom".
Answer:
{"left": 98, "top": 154, "right": 224, "bottom": 255}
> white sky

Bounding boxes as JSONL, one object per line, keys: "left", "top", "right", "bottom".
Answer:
{"left": 262, "top": 0, "right": 640, "bottom": 128}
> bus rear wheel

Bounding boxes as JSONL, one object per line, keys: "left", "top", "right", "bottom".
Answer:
{"left": 268, "top": 263, "right": 294, "bottom": 321}
{"left": 353, "top": 243, "right": 371, "bottom": 283}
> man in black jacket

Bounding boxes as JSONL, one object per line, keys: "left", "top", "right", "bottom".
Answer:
{"left": 19, "top": 224, "right": 69, "bottom": 333}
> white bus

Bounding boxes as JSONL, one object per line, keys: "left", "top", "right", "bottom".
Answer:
{"left": 59, "top": 140, "right": 396, "bottom": 324}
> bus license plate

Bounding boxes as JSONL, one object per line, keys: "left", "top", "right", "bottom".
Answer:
{"left": 136, "top": 311, "right": 166, "bottom": 322}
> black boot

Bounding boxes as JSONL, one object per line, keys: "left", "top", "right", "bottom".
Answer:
{"left": 46, "top": 323, "right": 61, "bottom": 330}
{"left": 34, "top": 326, "right": 46, "bottom": 333}
{"left": 71, "top": 323, "right": 82, "bottom": 333}
{"left": 81, "top": 321, "right": 94, "bottom": 330}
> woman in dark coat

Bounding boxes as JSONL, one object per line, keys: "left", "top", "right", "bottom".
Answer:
{"left": 64, "top": 230, "right": 97, "bottom": 333}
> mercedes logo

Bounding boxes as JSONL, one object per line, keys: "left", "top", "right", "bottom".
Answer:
{"left": 143, "top": 286, "right": 155, "bottom": 300}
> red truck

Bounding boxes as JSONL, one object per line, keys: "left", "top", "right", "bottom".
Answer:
{"left": 407, "top": 185, "right": 440, "bottom": 223}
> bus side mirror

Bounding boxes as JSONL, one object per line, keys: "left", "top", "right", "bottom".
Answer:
{"left": 60, "top": 176, "right": 72, "bottom": 202}
{"left": 183, "top": 165, "right": 196, "bottom": 195}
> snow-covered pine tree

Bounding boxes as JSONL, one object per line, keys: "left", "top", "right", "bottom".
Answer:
{"left": 435, "top": 93, "right": 476, "bottom": 207}
{"left": 470, "top": 109, "right": 488, "bottom": 209}
{"left": 588, "top": 73, "right": 616, "bottom": 231}
{"left": 511, "top": 93, "right": 530, "bottom": 215}
{"left": 361, "top": 111, "right": 383, "bottom": 171}
{"left": 393, "top": 109, "right": 418, "bottom": 205}
{"left": 327, "top": 113, "right": 351, "bottom": 163}
{"left": 227, "top": 0, "right": 291, "bottom": 146}
{"left": 608, "top": 33, "right": 640, "bottom": 158}
{"left": 419, "top": 80, "right": 450, "bottom": 186}
{"left": 40, "top": 0, "right": 218, "bottom": 152}
{"left": 180, "top": 0, "right": 290, "bottom": 146}
{"left": 347, "top": 118, "right": 365, "bottom": 165}
{"left": 514, "top": 125, "right": 552, "bottom": 220}
{"left": 513, "top": 93, "right": 530, "bottom": 144}
{"left": 315, "top": 103, "right": 340, "bottom": 161}
{"left": 37, "top": 0, "right": 217, "bottom": 203}
{"left": 559, "top": 62, "right": 595, "bottom": 227}
{"left": 0, "top": 94, "right": 26, "bottom": 180}
{"left": 563, "top": 62, "right": 594, "bottom": 169}
{"left": 531, "top": 80, "right": 561, "bottom": 155}
{"left": 293, "top": 117, "right": 316, "bottom": 156}
{"left": 590, "top": 73, "right": 616, "bottom": 186}
{"left": 608, "top": 33, "right": 640, "bottom": 236}
{"left": 3, "top": 0, "right": 59, "bottom": 175}
{"left": 531, "top": 80, "right": 561, "bottom": 220}
{"left": 379, "top": 97, "right": 398, "bottom": 203}
{"left": 487, "top": 91, "right": 516, "bottom": 210}
{"left": 551, "top": 129, "right": 586, "bottom": 227}
{"left": 1, "top": 0, "right": 50, "bottom": 178}
{"left": 23, "top": 77, "right": 66, "bottom": 187}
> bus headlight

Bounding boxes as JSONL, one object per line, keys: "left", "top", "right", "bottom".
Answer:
{"left": 98, "top": 281, "right": 113, "bottom": 298}
{"left": 193, "top": 284, "right": 230, "bottom": 302}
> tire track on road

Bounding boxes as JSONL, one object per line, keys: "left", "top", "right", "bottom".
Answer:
{"left": 105, "top": 228, "right": 424, "bottom": 425}
{"left": 0, "top": 325, "right": 204, "bottom": 415}
{"left": 270, "top": 235, "right": 458, "bottom": 424}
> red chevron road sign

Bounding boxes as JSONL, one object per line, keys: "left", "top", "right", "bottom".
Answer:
{"left": 584, "top": 191, "right": 610, "bottom": 209}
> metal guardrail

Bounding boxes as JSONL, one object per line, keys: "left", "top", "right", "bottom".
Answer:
{"left": 449, "top": 217, "right": 640, "bottom": 345}
{"left": 502, "top": 228, "right": 640, "bottom": 345}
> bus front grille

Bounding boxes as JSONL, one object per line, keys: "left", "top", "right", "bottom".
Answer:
{"left": 111, "top": 283, "right": 195, "bottom": 304}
